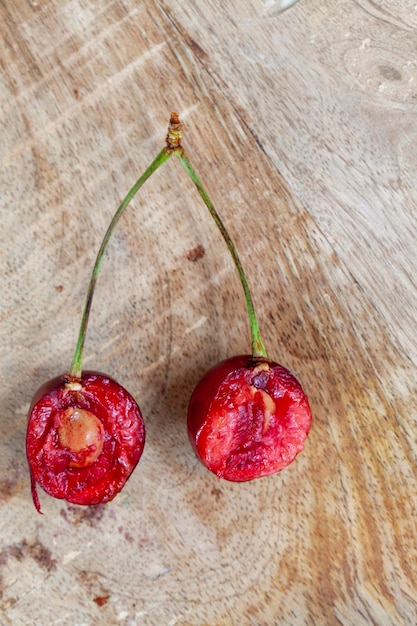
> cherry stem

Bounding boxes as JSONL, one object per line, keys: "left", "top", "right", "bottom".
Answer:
{"left": 69, "top": 112, "right": 266, "bottom": 377}
{"left": 174, "top": 146, "right": 267, "bottom": 359}
{"left": 70, "top": 146, "right": 173, "bottom": 378}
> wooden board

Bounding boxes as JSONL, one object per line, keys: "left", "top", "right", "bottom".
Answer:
{"left": 1, "top": 0, "right": 416, "bottom": 624}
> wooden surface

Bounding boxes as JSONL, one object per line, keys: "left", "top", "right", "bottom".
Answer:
{"left": 1, "top": 1, "right": 417, "bottom": 624}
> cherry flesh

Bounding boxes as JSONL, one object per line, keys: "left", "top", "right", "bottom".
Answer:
{"left": 26, "top": 371, "right": 145, "bottom": 512}
{"left": 187, "top": 355, "right": 312, "bottom": 481}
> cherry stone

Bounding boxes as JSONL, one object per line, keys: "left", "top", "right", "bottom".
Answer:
{"left": 57, "top": 407, "right": 105, "bottom": 468}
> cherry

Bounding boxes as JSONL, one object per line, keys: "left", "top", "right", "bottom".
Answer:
{"left": 27, "top": 372, "right": 145, "bottom": 512}
{"left": 187, "top": 356, "right": 312, "bottom": 481}
{"left": 173, "top": 118, "right": 313, "bottom": 479}
{"left": 26, "top": 120, "right": 178, "bottom": 513}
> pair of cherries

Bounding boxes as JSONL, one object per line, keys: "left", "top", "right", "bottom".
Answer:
{"left": 26, "top": 115, "right": 312, "bottom": 513}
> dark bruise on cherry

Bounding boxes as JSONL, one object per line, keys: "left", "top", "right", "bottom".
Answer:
{"left": 26, "top": 372, "right": 145, "bottom": 513}
{"left": 187, "top": 355, "right": 312, "bottom": 481}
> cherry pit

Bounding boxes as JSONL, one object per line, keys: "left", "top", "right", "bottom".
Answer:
{"left": 26, "top": 114, "right": 312, "bottom": 512}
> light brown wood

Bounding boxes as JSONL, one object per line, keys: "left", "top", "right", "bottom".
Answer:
{"left": 1, "top": 1, "right": 416, "bottom": 624}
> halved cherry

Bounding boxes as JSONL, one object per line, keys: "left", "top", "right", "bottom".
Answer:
{"left": 26, "top": 372, "right": 145, "bottom": 512}
{"left": 187, "top": 356, "right": 312, "bottom": 481}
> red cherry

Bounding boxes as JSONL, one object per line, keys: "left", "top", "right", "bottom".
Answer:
{"left": 187, "top": 355, "right": 312, "bottom": 481}
{"left": 26, "top": 371, "right": 145, "bottom": 512}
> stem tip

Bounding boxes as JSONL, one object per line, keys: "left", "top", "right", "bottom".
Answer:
{"left": 167, "top": 112, "right": 183, "bottom": 150}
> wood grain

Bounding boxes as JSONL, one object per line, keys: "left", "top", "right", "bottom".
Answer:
{"left": 1, "top": 1, "right": 416, "bottom": 624}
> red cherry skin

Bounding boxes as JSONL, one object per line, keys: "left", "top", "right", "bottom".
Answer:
{"left": 187, "top": 355, "right": 312, "bottom": 481}
{"left": 26, "top": 371, "right": 145, "bottom": 512}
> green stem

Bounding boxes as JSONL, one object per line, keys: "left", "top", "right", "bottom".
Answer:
{"left": 174, "top": 148, "right": 267, "bottom": 359}
{"left": 70, "top": 147, "right": 173, "bottom": 378}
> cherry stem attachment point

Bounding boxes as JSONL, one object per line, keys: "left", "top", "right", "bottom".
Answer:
{"left": 173, "top": 145, "right": 267, "bottom": 359}
{"left": 69, "top": 146, "right": 173, "bottom": 378}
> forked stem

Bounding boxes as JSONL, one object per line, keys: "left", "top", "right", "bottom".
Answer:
{"left": 70, "top": 146, "right": 173, "bottom": 378}
{"left": 174, "top": 145, "right": 267, "bottom": 359}
{"left": 69, "top": 112, "right": 266, "bottom": 378}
